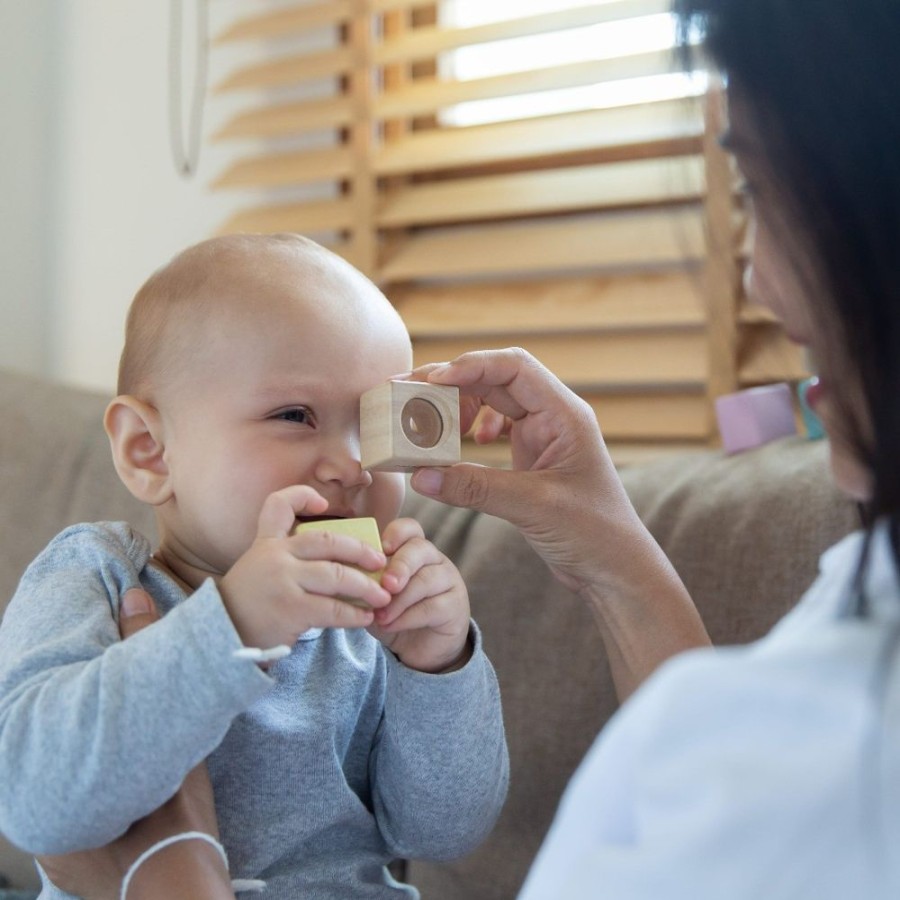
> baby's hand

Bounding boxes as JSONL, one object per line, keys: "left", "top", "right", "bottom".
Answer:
{"left": 370, "top": 519, "right": 472, "bottom": 673}
{"left": 219, "top": 486, "right": 391, "bottom": 650}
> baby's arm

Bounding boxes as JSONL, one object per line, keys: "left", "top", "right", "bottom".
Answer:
{"left": 367, "top": 524, "right": 509, "bottom": 858}
{"left": 0, "top": 525, "right": 271, "bottom": 855}
{"left": 371, "top": 627, "right": 509, "bottom": 859}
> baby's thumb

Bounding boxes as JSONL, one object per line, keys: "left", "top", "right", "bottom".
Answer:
{"left": 119, "top": 587, "right": 160, "bottom": 639}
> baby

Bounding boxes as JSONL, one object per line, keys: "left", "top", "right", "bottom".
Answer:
{"left": 0, "top": 234, "right": 509, "bottom": 898}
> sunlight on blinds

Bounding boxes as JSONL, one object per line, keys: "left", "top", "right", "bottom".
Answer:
{"left": 209, "top": 1, "right": 804, "bottom": 462}
{"left": 441, "top": 3, "right": 704, "bottom": 126}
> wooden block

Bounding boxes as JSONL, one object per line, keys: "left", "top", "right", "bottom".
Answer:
{"left": 715, "top": 383, "right": 797, "bottom": 454}
{"left": 360, "top": 381, "right": 461, "bottom": 471}
{"left": 292, "top": 516, "right": 383, "bottom": 608}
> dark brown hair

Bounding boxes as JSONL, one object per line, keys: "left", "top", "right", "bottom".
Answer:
{"left": 675, "top": 0, "right": 900, "bottom": 584}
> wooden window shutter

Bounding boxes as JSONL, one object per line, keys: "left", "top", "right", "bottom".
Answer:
{"left": 211, "top": 1, "right": 808, "bottom": 465}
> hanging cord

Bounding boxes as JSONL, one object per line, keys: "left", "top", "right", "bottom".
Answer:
{"left": 169, "top": 0, "right": 210, "bottom": 178}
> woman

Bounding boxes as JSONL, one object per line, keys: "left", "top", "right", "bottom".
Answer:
{"left": 42, "top": 0, "right": 900, "bottom": 895}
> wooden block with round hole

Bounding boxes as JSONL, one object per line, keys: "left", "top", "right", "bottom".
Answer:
{"left": 360, "top": 381, "right": 461, "bottom": 472}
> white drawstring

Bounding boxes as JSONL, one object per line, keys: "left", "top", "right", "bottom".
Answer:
{"left": 232, "top": 645, "right": 291, "bottom": 664}
{"left": 119, "top": 830, "right": 267, "bottom": 898}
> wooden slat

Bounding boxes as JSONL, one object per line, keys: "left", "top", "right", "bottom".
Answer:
{"left": 377, "top": 157, "right": 704, "bottom": 227}
{"left": 703, "top": 86, "right": 740, "bottom": 422}
{"left": 412, "top": 330, "right": 707, "bottom": 388}
{"left": 348, "top": 0, "right": 378, "bottom": 276}
{"left": 375, "top": 98, "right": 703, "bottom": 175}
{"left": 380, "top": 207, "right": 706, "bottom": 281}
{"left": 213, "top": 96, "right": 354, "bottom": 141}
{"left": 214, "top": 47, "right": 355, "bottom": 93}
{"left": 374, "top": 0, "right": 671, "bottom": 65}
{"left": 606, "top": 440, "right": 710, "bottom": 466}
{"left": 372, "top": 0, "right": 474, "bottom": 11}
{"left": 374, "top": 50, "right": 678, "bottom": 120}
{"left": 585, "top": 392, "right": 710, "bottom": 440}
{"left": 213, "top": 146, "right": 354, "bottom": 190}
{"left": 738, "top": 324, "right": 810, "bottom": 384}
{"left": 215, "top": 1, "right": 353, "bottom": 44}
{"left": 392, "top": 270, "right": 704, "bottom": 337}
{"left": 738, "top": 303, "right": 780, "bottom": 325}
{"left": 217, "top": 197, "right": 354, "bottom": 236}
{"left": 461, "top": 436, "right": 708, "bottom": 467}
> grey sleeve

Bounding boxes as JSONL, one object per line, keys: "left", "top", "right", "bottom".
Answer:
{"left": 0, "top": 527, "right": 272, "bottom": 854}
{"left": 370, "top": 623, "right": 510, "bottom": 860}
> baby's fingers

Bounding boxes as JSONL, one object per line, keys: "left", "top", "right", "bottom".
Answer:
{"left": 380, "top": 517, "right": 425, "bottom": 556}
{"left": 257, "top": 486, "right": 329, "bottom": 539}
{"left": 297, "top": 559, "right": 391, "bottom": 611}
{"left": 290, "top": 527, "right": 387, "bottom": 577}
{"left": 377, "top": 582, "right": 459, "bottom": 634}
{"left": 377, "top": 557, "right": 457, "bottom": 627}
{"left": 380, "top": 532, "right": 439, "bottom": 595}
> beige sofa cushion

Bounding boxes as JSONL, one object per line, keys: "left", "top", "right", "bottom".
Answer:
{"left": 0, "top": 370, "right": 155, "bottom": 615}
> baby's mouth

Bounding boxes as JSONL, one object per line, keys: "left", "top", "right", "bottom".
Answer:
{"left": 294, "top": 514, "right": 348, "bottom": 525}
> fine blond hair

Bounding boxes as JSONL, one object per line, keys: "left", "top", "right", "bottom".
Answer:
{"left": 117, "top": 233, "right": 377, "bottom": 397}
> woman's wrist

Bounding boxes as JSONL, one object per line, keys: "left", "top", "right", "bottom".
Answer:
{"left": 123, "top": 834, "right": 235, "bottom": 900}
{"left": 578, "top": 525, "right": 710, "bottom": 700}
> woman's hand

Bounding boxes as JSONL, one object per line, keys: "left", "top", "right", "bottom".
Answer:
{"left": 409, "top": 349, "right": 645, "bottom": 593}
{"left": 408, "top": 349, "right": 710, "bottom": 697}
{"left": 37, "top": 588, "right": 235, "bottom": 900}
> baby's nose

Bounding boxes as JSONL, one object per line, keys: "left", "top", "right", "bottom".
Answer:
{"left": 314, "top": 438, "right": 373, "bottom": 488}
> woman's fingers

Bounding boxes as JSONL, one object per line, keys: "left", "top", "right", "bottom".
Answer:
{"left": 423, "top": 347, "right": 570, "bottom": 419}
{"left": 119, "top": 588, "right": 161, "bottom": 638}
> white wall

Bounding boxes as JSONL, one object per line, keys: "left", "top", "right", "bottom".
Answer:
{"left": 1, "top": 0, "right": 310, "bottom": 394}
{"left": 0, "top": 0, "right": 59, "bottom": 379}
{"left": 51, "top": 1, "right": 251, "bottom": 393}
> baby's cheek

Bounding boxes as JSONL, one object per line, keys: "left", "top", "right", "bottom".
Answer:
{"left": 369, "top": 473, "right": 406, "bottom": 530}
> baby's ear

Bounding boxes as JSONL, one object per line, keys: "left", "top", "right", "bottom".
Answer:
{"left": 104, "top": 396, "right": 173, "bottom": 505}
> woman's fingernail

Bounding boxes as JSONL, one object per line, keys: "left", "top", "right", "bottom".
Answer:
{"left": 121, "top": 589, "right": 152, "bottom": 617}
{"left": 428, "top": 364, "right": 452, "bottom": 380}
{"left": 413, "top": 468, "right": 444, "bottom": 496}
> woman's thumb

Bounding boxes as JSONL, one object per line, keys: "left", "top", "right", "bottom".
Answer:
{"left": 410, "top": 463, "right": 520, "bottom": 521}
{"left": 119, "top": 587, "right": 159, "bottom": 638}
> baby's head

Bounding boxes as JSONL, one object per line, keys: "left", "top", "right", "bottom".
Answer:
{"left": 106, "top": 234, "right": 412, "bottom": 585}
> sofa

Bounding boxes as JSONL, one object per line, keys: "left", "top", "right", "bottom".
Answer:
{"left": 0, "top": 367, "right": 859, "bottom": 897}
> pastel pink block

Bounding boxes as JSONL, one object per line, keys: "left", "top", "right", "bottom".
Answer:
{"left": 715, "top": 383, "right": 797, "bottom": 454}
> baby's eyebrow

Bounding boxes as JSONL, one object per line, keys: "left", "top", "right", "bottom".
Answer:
{"left": 252, "top": 382, "right": 316, "bottom": 401}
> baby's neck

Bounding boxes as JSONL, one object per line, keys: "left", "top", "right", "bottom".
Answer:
{"left": 149, "top": 545, "right": 216, "bottom": 595}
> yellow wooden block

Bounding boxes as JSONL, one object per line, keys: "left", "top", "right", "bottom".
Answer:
{"left": 292, "top": 517, "right": 384, "bottom": 609}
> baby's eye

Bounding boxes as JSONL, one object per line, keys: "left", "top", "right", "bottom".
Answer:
{"left": 275, "top": 407, "right": 315, "bottom": 426}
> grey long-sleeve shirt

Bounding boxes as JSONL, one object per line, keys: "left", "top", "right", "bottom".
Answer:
{"left": 0, "top": 522, "right": 509, "bottom": 898}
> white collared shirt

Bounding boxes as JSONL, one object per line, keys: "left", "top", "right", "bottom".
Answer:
{"left": 520, "top": 524, "right": 900, "bottom": 899}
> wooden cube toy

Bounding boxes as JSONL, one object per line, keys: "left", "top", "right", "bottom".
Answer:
{"left": 360, "top": 381, "right": 461, "bottom": 472}
{"left": 292, "top": 516, "right": 383, "bottom": 609}
{"left": 715, "top": 382, "right": 797, "bottom": 454}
